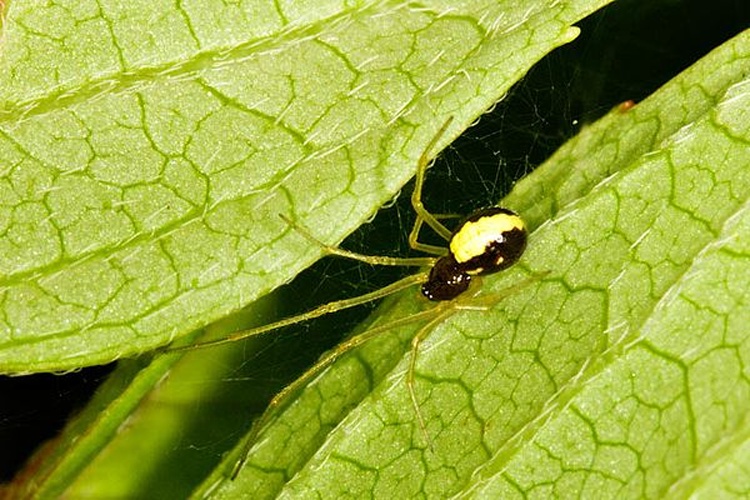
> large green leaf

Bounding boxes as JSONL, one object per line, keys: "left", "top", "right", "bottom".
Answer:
{"left": 0, "top": 0, "right": 590, "bottom": 373}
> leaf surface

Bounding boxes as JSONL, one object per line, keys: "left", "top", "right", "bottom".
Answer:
{"left": 212, "top": 28, "right": 750, "bottom": 499}
{"left": 0, "top": 0, "right": 583, "bottom": 372}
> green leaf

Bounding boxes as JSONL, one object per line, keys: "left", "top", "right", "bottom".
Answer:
{"left": 0, "top": 0, "right": 584, "bottom": 373}
{"left": 206, "top": 29, "right": 750, "bottom": 499}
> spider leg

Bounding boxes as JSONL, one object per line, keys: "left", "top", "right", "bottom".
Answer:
{"left": 286, "top": 117, "right": 458, "bottom": 259}
{"left": 408, "top": 216, "right": 448, "bottom": 256}
{"left": 409, "top": 117, "right": 455, "bottom": 250}
{"left": 406, "top": 272, "right": 547, "bottom": 447}
{"left": 166, "top": 271, "right": 429, "bottom": 353}
{"left": 228, "top": 299, "right": 444, "bottom": 479}
{"left": 432, "top": 213, "right": 462, "bottom": 220}
{"left": 280, "top": 214, "right": 437, "bottom": 268}
{"left": 406, "top": 305, "right": 458, "bottom": 449}
{"left": 408, "top": 213, "right": 461, "bottom": 255}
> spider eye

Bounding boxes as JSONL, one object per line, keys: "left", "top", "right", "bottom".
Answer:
{"left": 449, "top": 207, "right": 527, "bottom": 276}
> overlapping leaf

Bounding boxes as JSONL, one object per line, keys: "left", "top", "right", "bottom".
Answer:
{"left": 0, "top": 0, "right": 585, "bottom": 372}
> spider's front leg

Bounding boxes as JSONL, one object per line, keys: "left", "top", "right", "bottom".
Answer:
{"left": 407, "top": 116, "right": 457, "bottom": 255}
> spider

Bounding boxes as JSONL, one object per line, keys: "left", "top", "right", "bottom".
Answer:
{"left": 166, "top": 116, "right": 528, "bottom": 475}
